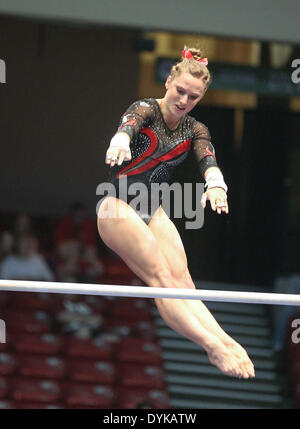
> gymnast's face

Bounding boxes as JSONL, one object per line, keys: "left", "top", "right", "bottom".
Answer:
{"left": 164, "top": 72, "right": 205, "bottom": 118}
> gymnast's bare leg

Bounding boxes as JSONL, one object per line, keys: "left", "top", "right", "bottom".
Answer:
{"left": 97, "top": 197, "right": 255, "bottom": 378}
{"left": 148, "top": 206, "right": 254, "bottom": 377}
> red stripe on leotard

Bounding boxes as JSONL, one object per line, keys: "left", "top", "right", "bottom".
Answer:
{"left": 159, "top": 139, "right": 191, "bottom": 162}
{"left": 117, "top": 129, "right": 191, "bottom": 178}
{"left": 116, "top": 128, "right": 158, "bottom": 178}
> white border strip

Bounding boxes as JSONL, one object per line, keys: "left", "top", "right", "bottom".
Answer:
{"left": 0, "top": 279, "right": 299, "bottom": 306}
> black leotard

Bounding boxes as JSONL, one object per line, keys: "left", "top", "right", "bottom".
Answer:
{"left": 106, "top": 98, "right": 219, "bottom": 224}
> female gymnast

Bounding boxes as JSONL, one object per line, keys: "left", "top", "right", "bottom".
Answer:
{"left": 97, "top": 47, "right": 255, "bottom": 379}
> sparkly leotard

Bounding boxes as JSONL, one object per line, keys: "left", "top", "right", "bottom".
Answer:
{"left": 106, "top": 98, "right": 219, "bottom": 224}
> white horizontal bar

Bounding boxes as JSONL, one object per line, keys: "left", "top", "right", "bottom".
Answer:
{"left": 0, "top": 279, "right": 300, "bottom": 306}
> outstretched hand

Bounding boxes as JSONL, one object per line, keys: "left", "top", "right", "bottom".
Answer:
{"left": 105, "top": 132, "right": 132, "bottom": 167}
{"left": 201, "top": 187, "right": 229, "bottom": 214}
{"left": 105, "top": 146, "right": 132, "bottom": 167}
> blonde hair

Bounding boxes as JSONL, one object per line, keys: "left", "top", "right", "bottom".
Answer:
{"left": 170, "top": 47, "right": 211, "bottom": 91}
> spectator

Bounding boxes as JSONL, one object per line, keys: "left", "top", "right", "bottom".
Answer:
{"left": 0, "top": 233, "right": 55, "bottom": 281}
{"left": 54, "top": 202, "right": 105, "bottom": 282}
{"left": 0, "top": 213, "right": 34, "bottom": 261}
{"left": 14, "top": 213, "right": 33, "bottom": 237}
{"left": 0, "top": 230, "right": 14, "bottom": 260}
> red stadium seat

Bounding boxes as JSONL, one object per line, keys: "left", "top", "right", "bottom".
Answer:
{"left": 5, "top": 310, "right": 52, "bottom": 334}
{"left": 118, "top": 363, "right": 166, "bottom": 389}
{"left": 0, "top": 342, "right": 9, "bottom": 353}
{"left": 10, "top": 292, "right": 55, "bottom": 312}
{"left": 102, "top": 257, "right": 134, "bottom": 277}
{"left": 13, "top": 333, "right": 64, "bottom": 355}
{"left": 98, "top": 275, "right": 137, "bottom": 287}
{"left": 77, "top": 296, "right": 106, "bottom": 314}
{"left": 68, "top": 359, "right": 116, "bottom": 385}
{"left": 64, "top": 337, "right": 113, "bottom": 360}
{"left": 116, "top": 338, "right": 162, "bottom": 364}
{"left": 11, "top": 378, "right": 62, "bottom": 403}
{"left": 0, "top": 376, "right": 9, "bottom": 399}
{"left": 104, "top": 318, "right": 157, "bottom": 341}
{"left": 0, "top": 352, "right": 18, "bottom": 376}
{"left": 12, "top": 401, "right": 63, "bottom": 409}
{"left": 19, "top": 355, "right": 66, "bottom": 380}
{"left": 117, "top": 387, "right": 170, "bottom": 409}
{"left": 54, "top": 295, "right": 105, "bottom": 315}
{"left": 111, "top": 298, "right": 154, "bottom": 322}
{"left": 0, "top": 293, "right": 10, "bottom": 311}
{"left": 64, "top": 383, "right": 115, "bottom": 408}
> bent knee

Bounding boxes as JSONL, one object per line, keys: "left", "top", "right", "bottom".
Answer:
{"left": 153, "top": 264, "right": 192, "bottom": 290}
{"left": 171, "top": 266, "right": 193, "bottom": 289}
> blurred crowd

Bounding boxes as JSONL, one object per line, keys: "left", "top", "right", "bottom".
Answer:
{"left": 0, "top": 203, "right": 135, "bottom": 285}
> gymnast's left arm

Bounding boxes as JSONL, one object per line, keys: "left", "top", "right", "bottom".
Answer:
{"left": 192, "top": 121, "right": 229, "bottom": 215}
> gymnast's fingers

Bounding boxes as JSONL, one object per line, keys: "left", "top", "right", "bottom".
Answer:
{"left": 105, "top": 148, "right": 113, "bottom": 164}
{"left": 106, "top": 148, "right": 120, "bottom": 166}
{"left": 209, "top": 196, "right": 217, "bottom": 212}
{"left": 117, "top": 150, "right": 125, "bottom": 166}
{"left": 215, "top": 198, "right": 229, "bottom": 215}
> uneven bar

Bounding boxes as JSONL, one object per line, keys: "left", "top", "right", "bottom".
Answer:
{"left": 0, "top": 279, "right": 300, "bottom": 306}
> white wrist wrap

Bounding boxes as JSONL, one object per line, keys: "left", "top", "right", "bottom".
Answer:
{"left": 205, "top": 170, "right": 228, "bottom": 193}
{"left": 109, "top": 133, "right": 130, "bottom": 150}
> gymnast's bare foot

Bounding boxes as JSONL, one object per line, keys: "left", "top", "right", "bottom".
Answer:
{"left": 206, "top": 339, "right": 254, "bottom": 379}
{"left": 223, "top": 340, "right": 255, "bottom": 378}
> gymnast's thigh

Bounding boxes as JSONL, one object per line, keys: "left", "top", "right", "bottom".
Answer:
{"left": 97, "top": 197, "right": 169, "bottom": 282}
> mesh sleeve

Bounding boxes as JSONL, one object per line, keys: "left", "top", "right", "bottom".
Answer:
{"left": 192, "top": 120, "right": 219, "bottom": 178}
{"left": 116, "top": 100, "right": 155, "bottom": 141}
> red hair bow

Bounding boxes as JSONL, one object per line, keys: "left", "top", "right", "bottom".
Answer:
{"left": 182, "top": 48, "right": 208, "bottom": 66}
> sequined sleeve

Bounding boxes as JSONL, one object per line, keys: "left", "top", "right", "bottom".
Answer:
{"left": 192, "top": 120, "right": 219, "bottom": 178}
{"left": 116, "top": 100, "right": 155, "bottom": 141}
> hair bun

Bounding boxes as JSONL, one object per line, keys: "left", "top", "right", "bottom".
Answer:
{"left": 170, "top": 45, "right": 211, "bottom": 91}
{"left": 182, "top": 46, "right": 203, "bottom": 62}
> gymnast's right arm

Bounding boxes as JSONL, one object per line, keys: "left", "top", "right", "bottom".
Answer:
{"left": 105, "top": 100, "right": 155, "bottom": 167}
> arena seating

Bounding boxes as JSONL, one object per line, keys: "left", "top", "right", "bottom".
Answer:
{"left": 0, "top": 290, "right": 170, "bottom": 408}
{"left": 0, "top": 212, "right": 171, "bottom": 408}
